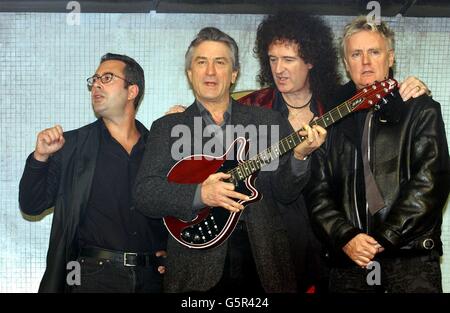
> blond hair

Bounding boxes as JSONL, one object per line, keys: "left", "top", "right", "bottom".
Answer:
{"left": 340, "top": 16, "right": 395, "bottom": 59}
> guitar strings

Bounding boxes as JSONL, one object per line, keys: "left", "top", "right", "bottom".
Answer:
{"left": 226, "top": 81, "right": 396, "bottom": 180}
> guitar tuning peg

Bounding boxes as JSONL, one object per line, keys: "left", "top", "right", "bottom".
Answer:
{"left": 375, "top": 104, "right": 380, "bottom": 110}
{"left": 382, "top": 98, "right": 388, "bottom": 104}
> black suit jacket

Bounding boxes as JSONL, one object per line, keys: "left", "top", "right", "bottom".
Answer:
{"left": 134, "top": 100, "right": 310, "bottom": 292}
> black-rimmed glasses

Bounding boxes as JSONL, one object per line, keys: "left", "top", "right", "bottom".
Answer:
{"left": 86, "top": 72, "right": 132, "bottom": 90}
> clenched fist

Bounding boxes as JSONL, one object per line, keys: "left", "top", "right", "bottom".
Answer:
{"left": 33, "top": 125, "right": 65, "bottom": 162}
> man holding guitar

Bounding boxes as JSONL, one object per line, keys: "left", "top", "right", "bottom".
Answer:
{"left": 165, "top": 12, "right": 430, "bottom": 294}
{"left": 134, "top": 27, "right": 326, "bottom": 293}
{"left": 305, "top": 16, "right": 450, "bottom": 292}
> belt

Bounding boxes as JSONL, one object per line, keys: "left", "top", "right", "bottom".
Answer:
{"left": 80, "top": 246, "right": 157, "bottom": 267}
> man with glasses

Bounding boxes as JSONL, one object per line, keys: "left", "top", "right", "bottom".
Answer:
{"left": 19, "top": 53, "right": 167, "bottom": 293}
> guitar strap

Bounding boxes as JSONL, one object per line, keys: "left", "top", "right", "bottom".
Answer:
{"left": 362, "top": 109, "right": 386, "bottom": 215}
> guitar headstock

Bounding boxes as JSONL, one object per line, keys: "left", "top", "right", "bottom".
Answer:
{"left": 348, "top": 79, "right": 398, "bottom": 112}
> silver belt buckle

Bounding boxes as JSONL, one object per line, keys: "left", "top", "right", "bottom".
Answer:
{"left": 123, "top": 252, "right": 138, "bottom": 266}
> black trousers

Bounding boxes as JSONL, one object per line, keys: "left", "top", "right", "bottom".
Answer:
{"left": 329, "top": 251, "right": 442, "bottom": 293}
{"left": 70, "top": 255, "right": 162, "bottom": 293}
{"left": 208, "top": 222, "right": 265, "bottom": 294}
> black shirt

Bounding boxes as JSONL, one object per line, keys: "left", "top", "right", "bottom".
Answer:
{"left": 78, "top": 120, "right": 166, "bottom": 253}
{"left": 263, "top": 90, "right": 323, "bottom": 291}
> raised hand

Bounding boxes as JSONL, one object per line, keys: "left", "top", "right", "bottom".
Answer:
{"left": 398, "top": 76, "right": 430, "bottom": 101}
{"left": 165, "top": 104, "right": 187, "bottom": 115}
{"left": 33, "top": 125, "right": 65, "bottom": 162}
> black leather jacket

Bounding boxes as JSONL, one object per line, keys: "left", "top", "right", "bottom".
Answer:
{"left": 305, "top": 82, "right": 450, "bottom": 265}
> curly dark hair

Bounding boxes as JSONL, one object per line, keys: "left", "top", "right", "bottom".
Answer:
{"left": 255, "top": 12, "right": 341, "bottom": 105}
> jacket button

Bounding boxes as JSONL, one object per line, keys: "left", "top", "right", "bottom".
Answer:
{"left": 422, "top": 238, "right": 435, "bottom": 250}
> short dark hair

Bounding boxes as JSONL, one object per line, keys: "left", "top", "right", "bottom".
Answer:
{"left": 255, "top": 12, "right": 341, "bottom": 106}
{"left": 185, "top": 27, "right": 240, "bottom": 72}
{"left": 100, "top": 53, "right": 145, "bottom": 110}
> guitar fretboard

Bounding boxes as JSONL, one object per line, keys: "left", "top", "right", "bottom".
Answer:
{"left": 228, "top": 97, "right": 364, "bottom": 182}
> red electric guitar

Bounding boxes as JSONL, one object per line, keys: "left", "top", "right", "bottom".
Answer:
{"left": 164, "top": 79, "right": 398, "bottom": 249}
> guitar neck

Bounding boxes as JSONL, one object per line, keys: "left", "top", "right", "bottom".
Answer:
{"left": 229, "top": 97, "right": 363, "bottom": 182}
{"left": 310, "top": 97, "right": 363, "bottom": 128}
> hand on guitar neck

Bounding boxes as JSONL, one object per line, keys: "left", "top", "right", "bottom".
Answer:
{"left": 293, "top": 124, "right": 327, "bottom": 160}
{"left": 199, "top": 124, "right": 326, "bottom": 212}
{"left": 199, "top": 123, "right": 327, "bottom": 213}
{"left": 200, "top": 172, "right": 250, "bottom": 213}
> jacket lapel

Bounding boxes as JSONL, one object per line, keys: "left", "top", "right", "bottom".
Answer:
{"left": 72, "top": 120, "right": 101, "bottom": 228}
{"left": 183, "top": 102, "right": 205, "bottom": 157}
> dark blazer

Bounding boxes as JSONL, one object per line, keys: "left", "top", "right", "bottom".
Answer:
{"left": 134, "top": 100, "right": 310, "bottom": 292}
{"left": 19, "top": 119, "right": 164, "bottom": 292}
